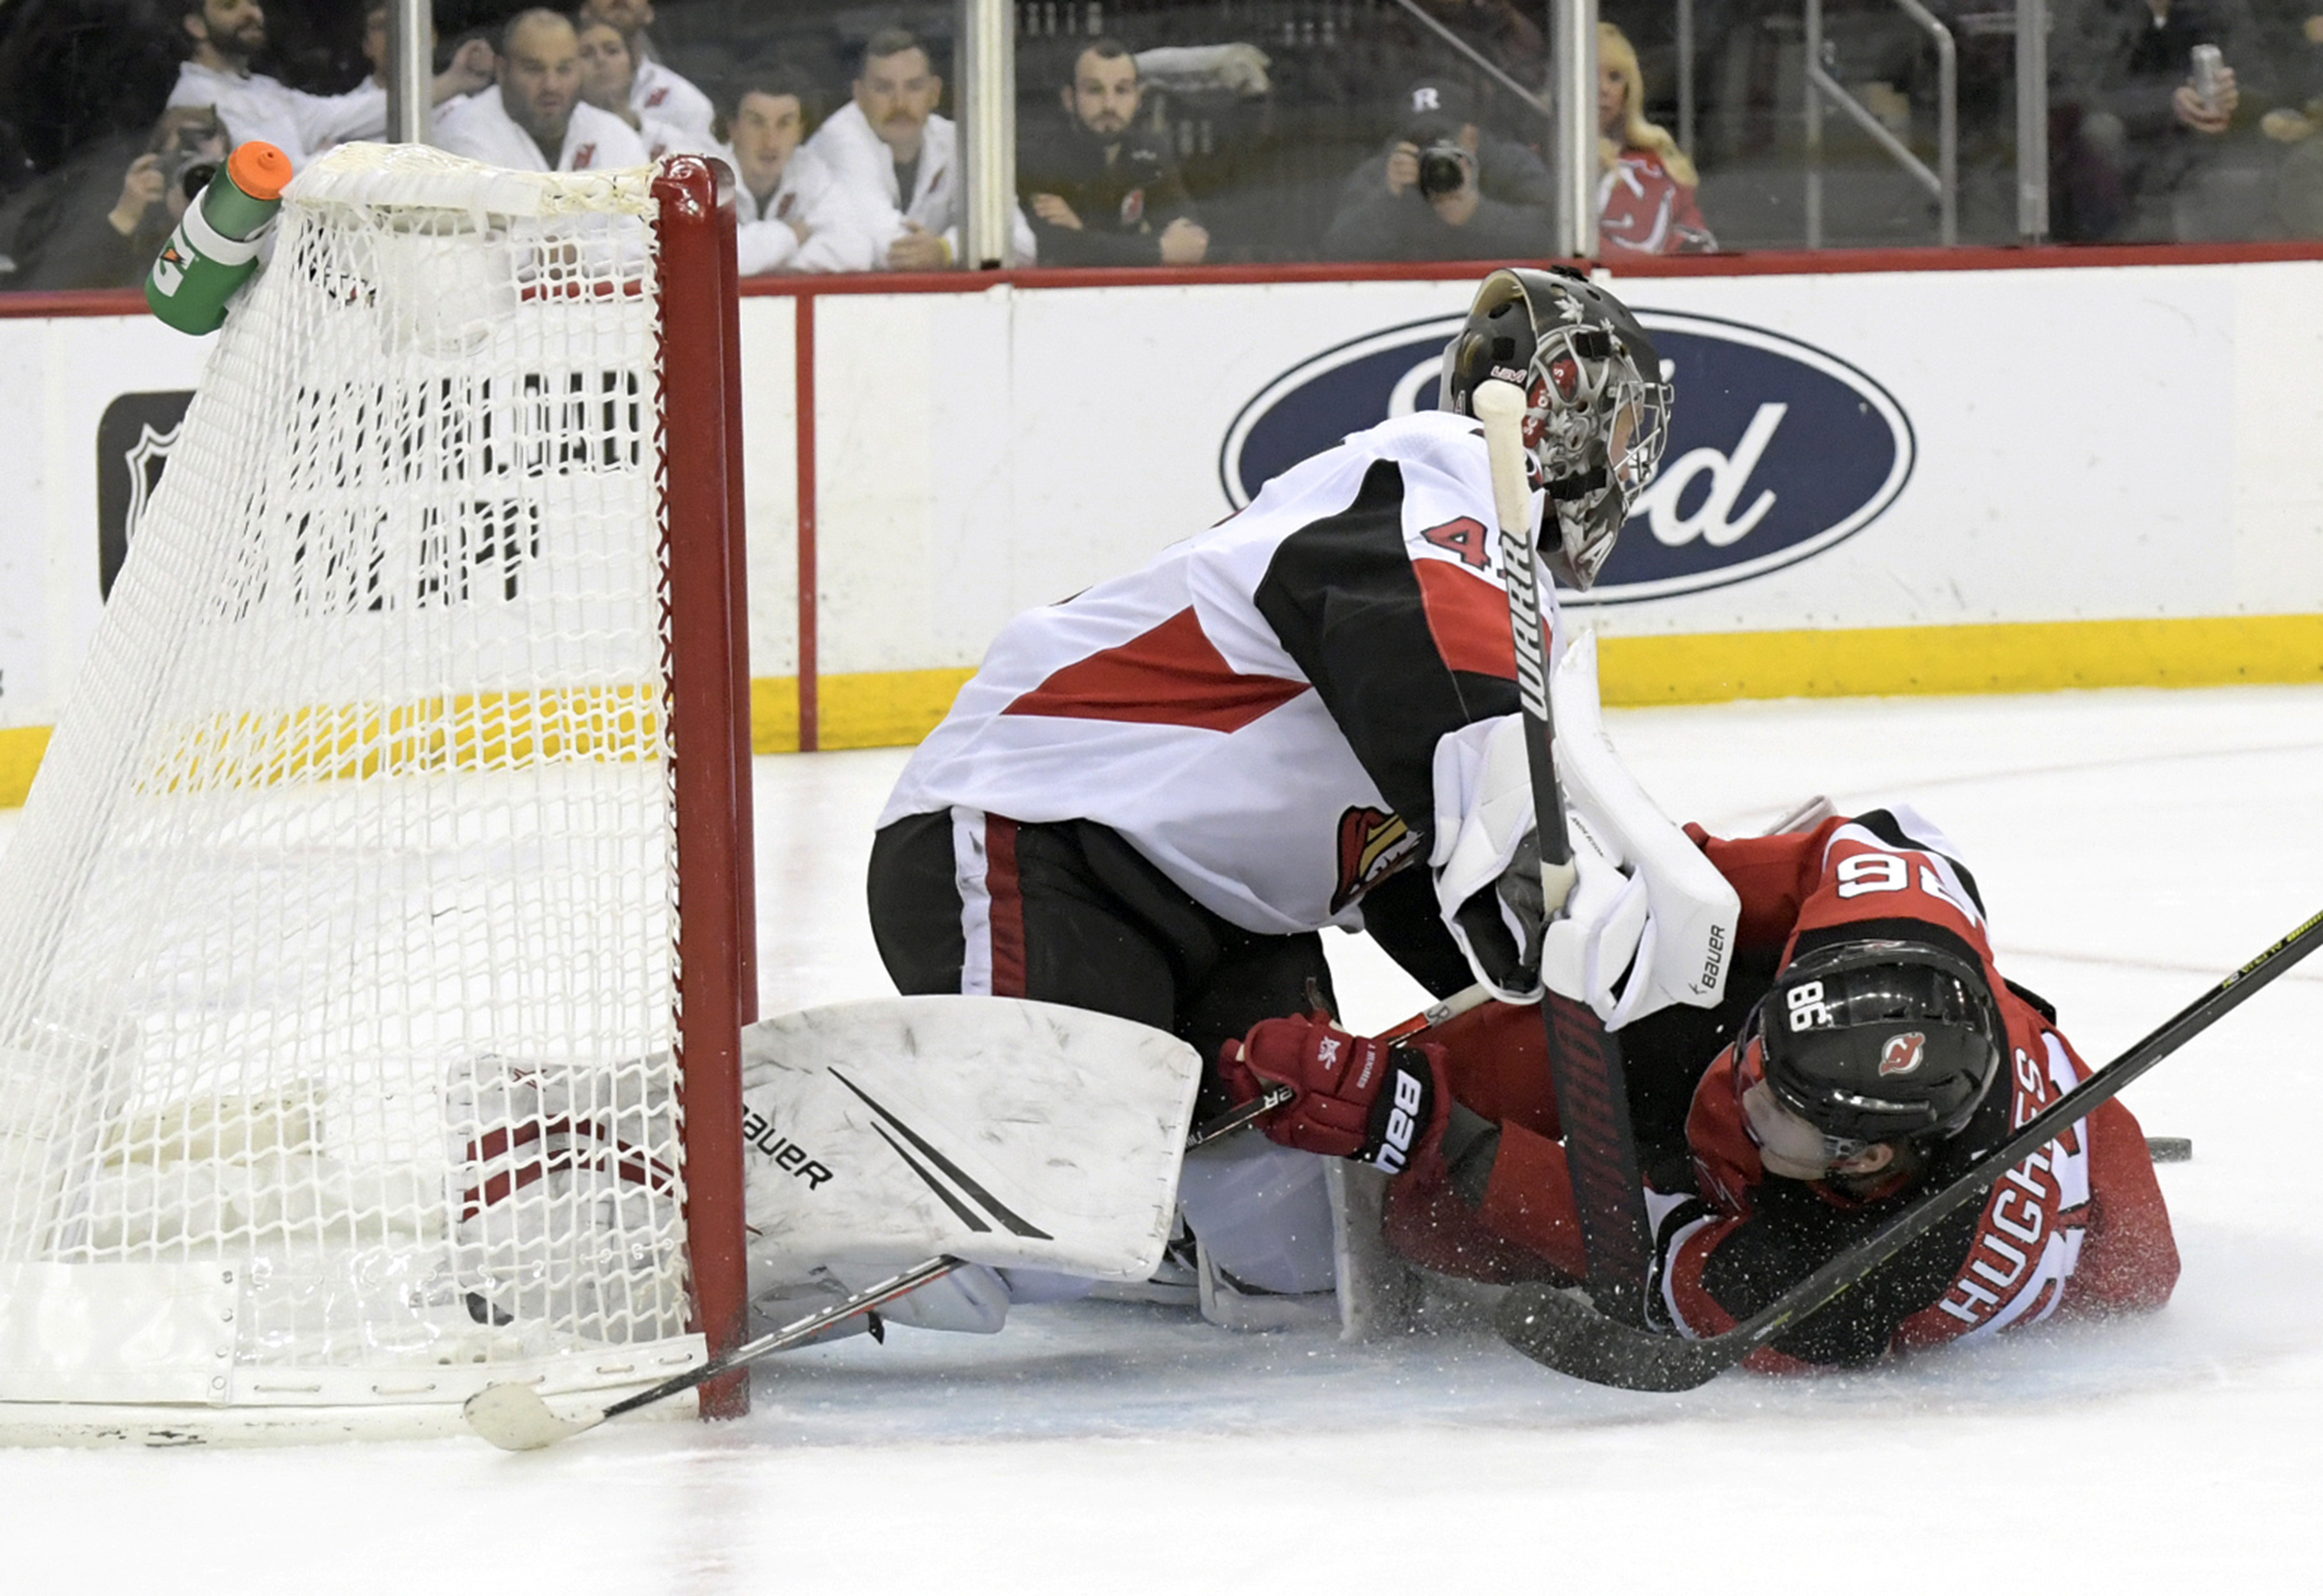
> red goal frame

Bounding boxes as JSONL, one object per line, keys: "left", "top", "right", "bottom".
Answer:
{"left": 653, "top": 156, "right": 755, "bottom": 1421}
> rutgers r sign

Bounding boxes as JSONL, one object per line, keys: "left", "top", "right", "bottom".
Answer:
{"left": 1219, "top": 309, "right": 1916, "bottom": 605}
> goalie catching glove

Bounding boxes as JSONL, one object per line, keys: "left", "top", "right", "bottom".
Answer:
{"left": 1431, "top": 632, "right": 1741, "bottom": 1026}
{"left": 1219, "top": 1012, "right": 1449, "bottom": 1176}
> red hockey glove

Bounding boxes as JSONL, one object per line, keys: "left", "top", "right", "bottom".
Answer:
{"left": 1219, "top": 1013, "right": 1449, "bottom": 1176}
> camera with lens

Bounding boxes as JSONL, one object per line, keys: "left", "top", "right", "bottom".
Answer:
{"left": 1414, "top": 138, "right": 1473, "bottom": 199}
{"left": 163, "top": 152, "right": 220, "bottom": 200}
{"left": 151, "top": 108, "right": 226, "bottom": 201}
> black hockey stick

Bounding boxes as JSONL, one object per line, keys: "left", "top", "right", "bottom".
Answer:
{"left": 1473, "top": 379, "right": 1656, "bottom": 1326}
{"left": 1498, "top": 903, "right": 2323, "bottom": 1391}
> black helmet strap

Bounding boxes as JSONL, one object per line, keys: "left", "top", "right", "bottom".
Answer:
{"left": 1547, "top": 465, "right": 1607, "bottom": 502}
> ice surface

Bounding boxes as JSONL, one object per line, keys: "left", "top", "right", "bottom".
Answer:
{"left": 3, "top": 684, "right": 2320, "bottom": 1591}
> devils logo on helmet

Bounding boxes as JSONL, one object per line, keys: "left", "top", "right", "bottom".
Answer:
{"left": 1878, "top": 1031, "right": 1929, "bottom": 1077}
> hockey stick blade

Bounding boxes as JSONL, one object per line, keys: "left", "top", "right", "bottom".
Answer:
{"left": 464, "top": 1255, "right": 962, "bottom": 1450}
{"left": 1499, "top": 904, "right": 2323, "bottom": 1391}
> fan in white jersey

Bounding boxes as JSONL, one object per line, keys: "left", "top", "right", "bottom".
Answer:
{"left": 436, "top": 10, "right": 648, "bottom": 175}
{"left": 866, "top": 268, "right": 1723, "bottom": 1317}
{"left": 807, "top": 26, "right": 1038, "bottom": 270}
{"left": 170, "top": 0, "right": 493, "bottom": 170}
{"left": 577, "top": 0, "right": 719, "bottom": 144}
{"left": 575, "top": 15, "right": 709, "bottom": 162}
{"left": 722, "top": 66, "right": 879, "bottom": 276}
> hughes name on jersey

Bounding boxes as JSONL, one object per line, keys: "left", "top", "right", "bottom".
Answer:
{"left": 1383, "top": 808, "right": 2181, "bottom": 1371}
{"left": 880, "top": 411, "right": 1543, "bottom": 943}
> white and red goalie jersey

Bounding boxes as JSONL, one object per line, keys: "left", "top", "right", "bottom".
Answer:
{"left": 880, "top": 411, "right": 1543, "bottom": 938}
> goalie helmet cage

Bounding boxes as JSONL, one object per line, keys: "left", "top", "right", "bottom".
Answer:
{"left": 0, "top": 147, "right": 754, "bottom": 1444}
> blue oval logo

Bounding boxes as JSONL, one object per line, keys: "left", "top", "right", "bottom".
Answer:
{"left": 1218, "top": 309, "right": 1915, "bottom": 604}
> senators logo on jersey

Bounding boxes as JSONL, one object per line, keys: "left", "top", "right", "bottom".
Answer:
{"left": 1332, "top": 806, "right": 1420, "bottom": 913}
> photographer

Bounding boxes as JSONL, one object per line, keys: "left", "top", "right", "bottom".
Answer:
{"left": 1323, "top": 79, "right": 1553, "bottom": 263}
{"left": 15, "top": 106, "right": 227, "bottom": 291}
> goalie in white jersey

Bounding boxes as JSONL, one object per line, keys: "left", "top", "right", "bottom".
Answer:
{"left": 864, "top": 269, "right": 1690, "bottom": 1320}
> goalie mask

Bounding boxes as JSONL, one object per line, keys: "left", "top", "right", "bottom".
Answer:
{"left": 1439, "top": 266, "right": 1670, "bottom": 590}
{"left": 1745, "top": 938, "right": 2006, "bottom": 1152}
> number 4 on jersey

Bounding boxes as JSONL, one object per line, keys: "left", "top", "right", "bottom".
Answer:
{"left": 1421, "top": 516, "right": 1491, "bottom": 570}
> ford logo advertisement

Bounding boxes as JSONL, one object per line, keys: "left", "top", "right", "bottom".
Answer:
{"left": 1219, "top": 310, "right": 1915, "bottom": 604}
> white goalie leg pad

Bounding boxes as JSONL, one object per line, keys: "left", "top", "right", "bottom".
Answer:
{"left": 739, "top": 996, "right": 1204, "bottom": 1322}
{"left": 1539, "top": 632, "right": 1742, "bottom": 1027}
{"left": 1429, "top": 712, "right": 1545, "bottom": 1005}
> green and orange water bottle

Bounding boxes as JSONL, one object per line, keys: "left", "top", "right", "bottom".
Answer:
{"left": 145, "top": 140, "right": 293, "bottom": 336}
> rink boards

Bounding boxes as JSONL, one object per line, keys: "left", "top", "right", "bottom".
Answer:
{"left": 1, "top": 247, "right": 2320, "bottom": 788}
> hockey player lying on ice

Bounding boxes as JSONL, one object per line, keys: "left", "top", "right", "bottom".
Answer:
{"left": 1222, "top": 790, "right": 2181, "bottom": 1370}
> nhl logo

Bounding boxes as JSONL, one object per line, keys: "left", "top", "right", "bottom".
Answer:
{"left": 1878, "top": 1031, "right": 1927, "bottom": 1077}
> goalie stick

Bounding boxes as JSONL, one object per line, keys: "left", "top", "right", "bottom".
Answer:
{"left": 466, "top": 1256, "right": 962, "bottom": 1451}
{"left": 1473, "top": 379, "right": 1657, "bottom": 1326}
{"left": 1497, "top": 903, "right": 2323, "bottom": 1391}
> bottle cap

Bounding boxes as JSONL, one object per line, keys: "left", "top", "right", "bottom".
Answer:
{"left": 227, "top": 142, "right": 292, "bottom": 203}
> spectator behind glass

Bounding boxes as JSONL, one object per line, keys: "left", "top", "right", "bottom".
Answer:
{"left": 2260, "top": 11, "right": 2323, "bottom": 235}
{"left": 1323, "top": 78, "right": 1552, "bottom": 262}
{"left": 724, "top": 68, "right": 876, "bottom": 275}
{"left": 1596, "top": 22, "right": 1716, "bottom": 257}
{"left": 2049, "top": 0, "right": 2273, "bottom": 241}
{"left": 576, "top": 17, "right": 708, "bottom": 159}
{"left": 436, "top": 9, "right": 647, "bottom": 173}
{"left": 804, "top": 26, "right": 1035, "bottom": 270}
{"left": 1365, "top": 0, "right": 1548, "bottom": 126}
{"left": 576, "top": 0, "right": 716, "bottom": 145}
{"left": 15, "top": 105, "right": 226, "bottom": 291}
{"left": 361, "top": 3, "right": 496, "bottom": 105}
{"left": 1020, "top": 38, "right": 1208, "bottom": 266}
{"left": 167, "top": 0, "right": 491, "bottom": 170}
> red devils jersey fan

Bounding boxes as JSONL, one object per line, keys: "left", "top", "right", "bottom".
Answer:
{"left": 871, "top": 268, "right": 1672, "bottom": 1085}
{"left": 1234, "top": 805, "right": 2179, "bottom": 1369}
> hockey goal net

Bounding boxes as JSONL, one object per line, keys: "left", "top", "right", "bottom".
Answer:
{"left": 0, "top": 145, "right": 753, "bottom": 1442}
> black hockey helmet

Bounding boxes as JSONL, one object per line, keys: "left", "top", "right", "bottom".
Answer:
{"left": 1438, "top": 266, "right": 1670, "bottom": 590}
{"left": 1749, "top": 938, "right": 2005, "bottom": 1148}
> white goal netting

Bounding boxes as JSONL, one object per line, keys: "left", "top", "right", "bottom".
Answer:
{"left": 0, "top": 146, "right": 713, "bottom": 1434}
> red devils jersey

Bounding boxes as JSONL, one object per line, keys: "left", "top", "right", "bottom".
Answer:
{"left": 1660, "top": 809, "right": 2179, "bottom": 1369}
{"left": 1597, "top": 149, "right": 1717, "bottom": 259}
{"left": 1376, "top": 808, "right": 2179, "bottom": 1371}
{"left": 880, "top": 413, "right": 1543, "bottom": 936}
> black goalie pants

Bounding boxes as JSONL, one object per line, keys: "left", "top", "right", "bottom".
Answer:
{"left": 868, "top": 808, "right": 1345, "bottom": 1115}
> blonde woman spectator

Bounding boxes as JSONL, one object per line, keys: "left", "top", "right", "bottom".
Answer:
{"left": 1596, "top": 23, "right": 1717, "bottom": 257}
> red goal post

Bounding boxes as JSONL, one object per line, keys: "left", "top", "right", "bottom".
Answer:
{"left": 655, "top": 154, "right": 753, "bottom": 1422}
